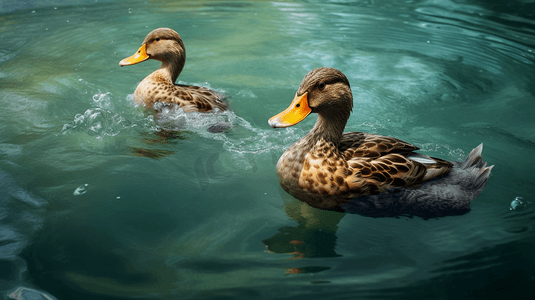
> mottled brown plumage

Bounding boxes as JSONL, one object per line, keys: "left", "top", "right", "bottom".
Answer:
{"left": 120, "top": 28, "right": 227, "bottom": 112}
{"left": 269, "top": 68, "right": 492, "bottom": 215}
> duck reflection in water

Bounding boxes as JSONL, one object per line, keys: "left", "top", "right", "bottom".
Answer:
{"left": 130, "top": 129, "right": 192, "bottom": 159}
{"left": 262, "top": 189, "right": 345, "bottom": 274}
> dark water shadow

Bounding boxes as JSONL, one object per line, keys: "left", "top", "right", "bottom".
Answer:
{"left": 469, "top": 0, "right": 535, "bottom": 23}
{"left": 375, "top": 238, "right": 535, "bottom": 300}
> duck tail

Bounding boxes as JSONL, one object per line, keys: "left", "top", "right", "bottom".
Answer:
{"left": 460, "top": 143, "right": 494, "bottom": 195}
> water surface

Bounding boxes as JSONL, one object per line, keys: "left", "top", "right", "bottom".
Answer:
{"left": 0, "top": 0, "right": 534, "bottom": 299}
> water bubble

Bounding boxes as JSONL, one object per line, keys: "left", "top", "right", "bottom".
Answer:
{"left": 128, "top": 8, "right": 133, "bottom": 14}
{"left": 54, "top": 7, "right": 57, "bottom": 9}
{"left": 74, "top": 113, "right": 84, "bottom": 124}
{"left": 92, "top": 92, "right": 113, "bottom": 109}
{"left": 510, "top": 196, "right": 526, "bottom": 210}
{"left": 114, "top": 52, "right": 118, "bottom": 57}
{"left": 73, "top": 184, "right": 88, "bottom": 196}
{"left": 31, "top": 11, "right": 36, "bottom": 14}
{"left": 78, "top": 79, "right": 83, "bottom": 82}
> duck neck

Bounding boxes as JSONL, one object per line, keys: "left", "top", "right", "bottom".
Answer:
{"left": 304, "top": 111, "right": 349, "bottom": 148}
{"left": 158, "top": 53, "right": 185, "bottom": 84}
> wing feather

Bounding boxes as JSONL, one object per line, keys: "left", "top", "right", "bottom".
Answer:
{"left": 340, "top": 132, "right": 419, "bottom": 161}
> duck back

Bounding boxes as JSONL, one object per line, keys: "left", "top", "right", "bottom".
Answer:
{"left": 340, "top": 144, "right": 493, "bottom": 218}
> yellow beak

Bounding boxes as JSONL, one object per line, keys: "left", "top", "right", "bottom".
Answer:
{"left": 119, "top": 44, "right": 150, "bottom": 66}
{"left": 268, "top": 92, "right": 312, "bottom": 128}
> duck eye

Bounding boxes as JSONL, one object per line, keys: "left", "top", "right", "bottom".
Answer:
{"left": 155, "top": 38, "right": 160, "bottom": 41}
{"left": 318, "top": 82, "right": 326, "bottom": 90}
{"left": 296, "top": 104, "right": 301, "bottom": 108}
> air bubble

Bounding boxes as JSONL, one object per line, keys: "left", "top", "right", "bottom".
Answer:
{"left": 510, "top": 196, "right": 529, "bottom": 210}
{"left": 128, "top": 8, "right": 133, "bottom": 14}
{"left": 74, "top": 184, "right": 89, "bottom": 196}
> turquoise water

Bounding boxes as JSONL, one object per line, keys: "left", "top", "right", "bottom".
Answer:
{"left": 1, "top": 0, "right": 534, "bottom": 299}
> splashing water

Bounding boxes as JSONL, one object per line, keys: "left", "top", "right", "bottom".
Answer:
{"left": 61, "top": 92, "right": 137, "bottom": 139}
{"left": 60, "top": 89, "right": 302, "bottom": 171}
{"left": 150, "top": 101, "right": 303, "bottom": 170}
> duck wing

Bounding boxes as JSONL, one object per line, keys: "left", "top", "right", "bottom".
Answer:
{"left": 339, "top": 132, "right": 419, "bottom": 159}
{"left": 171, "top": 84, "right": 227, "bottom": 112}
{"left": 339, "top": 132, "right": 452, "bottom": 195}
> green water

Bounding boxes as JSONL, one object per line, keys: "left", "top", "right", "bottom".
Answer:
{"left": 1, "top": 0, "right": 534, "bottom": 299}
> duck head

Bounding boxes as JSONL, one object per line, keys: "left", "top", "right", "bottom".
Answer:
{"left": 119, "top": 28, "right": 186, "bottom": 82}
{"left": 269, "top": 67, "right": 353, "bottom": 128}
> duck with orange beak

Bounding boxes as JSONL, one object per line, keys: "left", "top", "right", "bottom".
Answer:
{"left": 120, "top": 28, "right": 227, "bottom": 112}
{"left": 269, "top": 67, "right": 493, "bottom": 218}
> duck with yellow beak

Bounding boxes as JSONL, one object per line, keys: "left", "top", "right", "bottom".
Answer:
{"left": 269, "top": 67, "right": 493, "bottom": 218}
{"left": 120, "top": 28, "right": 227, "bottom": 112}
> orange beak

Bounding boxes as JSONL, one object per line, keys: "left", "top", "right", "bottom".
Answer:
{"left": 268, "top": 92, "right": 312, "bottom": 128}
{"left": 119, "top": 44, "right": 150, "bottom": 66}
